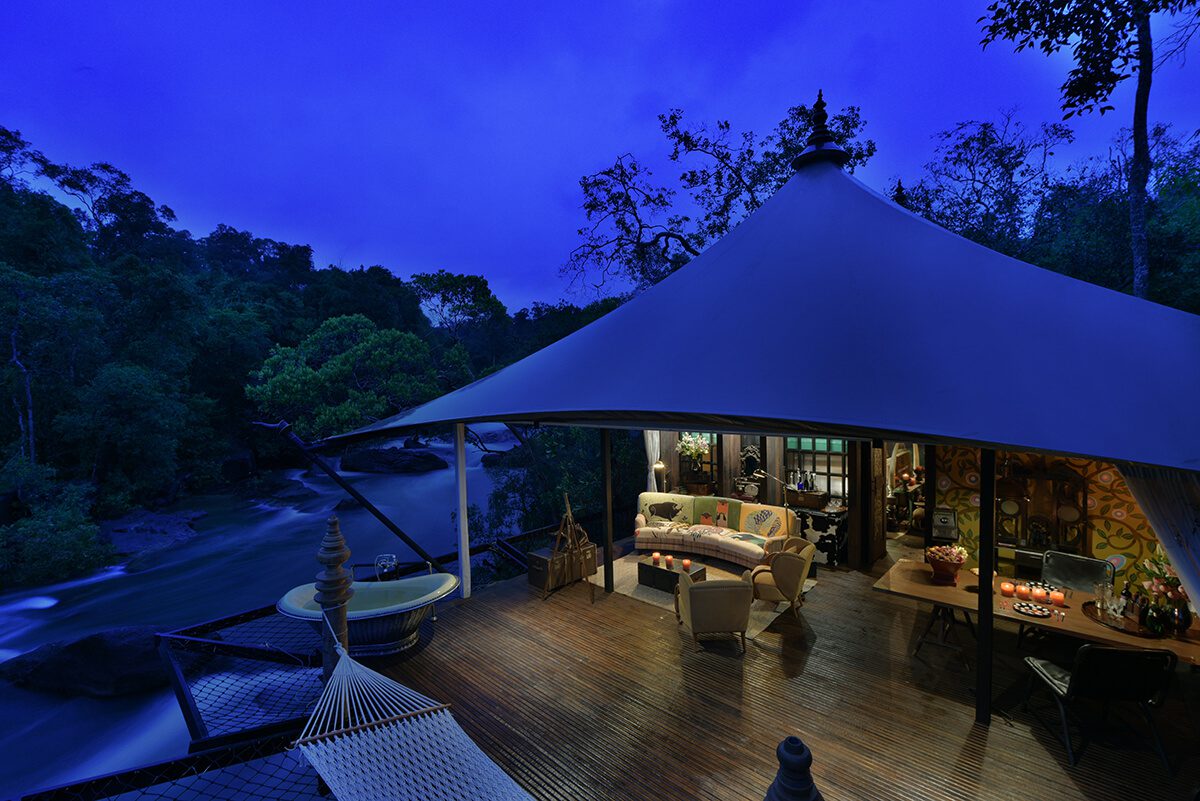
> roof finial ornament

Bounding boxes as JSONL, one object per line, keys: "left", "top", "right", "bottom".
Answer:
{"left": 792, "top": 89, "right": 851, "bottom": 171}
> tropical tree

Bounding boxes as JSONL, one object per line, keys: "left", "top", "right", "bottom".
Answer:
{"left": 409, "top": 270, "right": 506, "bottom": 342}
{"left": 564, "top": 98, "right": 876, "bottom": 289}
{"left": 247, "top": 314, "right": 440, "bottom": 441}
{"left": 899, "top": 112, "right": 1073, "bottom": 257}
{"left": 979, "top": 0, "right": 1200, "bottom": 297}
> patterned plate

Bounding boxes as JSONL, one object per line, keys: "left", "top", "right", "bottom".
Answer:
{"left": 1013, "top": 601, "right": 1052, "bottom": 618}
{"left": 1026, "top": 581, "right": 1061, "bottom": 594}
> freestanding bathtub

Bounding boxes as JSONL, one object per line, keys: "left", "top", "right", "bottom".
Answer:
{"left": 277, "top": 573, "right": 460, "bottom": 656}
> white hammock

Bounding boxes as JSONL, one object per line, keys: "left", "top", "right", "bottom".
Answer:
{"left": 295, "top": 643, "right": 535, "bottom": 801}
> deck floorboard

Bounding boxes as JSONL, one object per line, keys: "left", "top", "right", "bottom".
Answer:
{"left": 382, "top": 543, "right": 1200, "bottom": 801}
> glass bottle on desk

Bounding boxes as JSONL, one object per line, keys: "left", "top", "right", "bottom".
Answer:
{"left": 1118, "top": 583, "right": 1132, "bottom": 617}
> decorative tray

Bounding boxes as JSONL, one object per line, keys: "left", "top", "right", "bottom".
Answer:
{"left": 1012, "top": 601, "right": 1052, "bottom": 618}
{"left": 1081, "top": 600, "right": 1165, "bottom": 639}
{"left": 1024, "top": 581, "right": 1061, "bottom": 594}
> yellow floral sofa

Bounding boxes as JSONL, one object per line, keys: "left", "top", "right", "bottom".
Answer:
{"left": 633, "top": 492, "right": 802, "bottom": 569}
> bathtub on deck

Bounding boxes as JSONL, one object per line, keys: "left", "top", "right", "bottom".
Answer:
{"left": 277, "top": 573, "right": 459, "bottom": 656}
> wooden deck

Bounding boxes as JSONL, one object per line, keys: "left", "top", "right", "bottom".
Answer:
{"left": 385, "top": 543, "right": 1200, "bottom": 801}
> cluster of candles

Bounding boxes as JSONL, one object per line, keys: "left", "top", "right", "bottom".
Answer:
{"left": 651, "top": 552, "right": 691, "bottom": 570}
{"left": 999, "top": 581, "right": 1066, "bottom": 606}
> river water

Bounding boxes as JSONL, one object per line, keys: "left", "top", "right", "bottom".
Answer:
{"left": 0, "top": 429, "right": 510, "bottom": 798}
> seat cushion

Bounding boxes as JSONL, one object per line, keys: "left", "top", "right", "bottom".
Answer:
{"left": 686, "top": 525, "right": 767, "bottom": 564}
{"left": 1025, "top": 656, "right": 1071, "bottom": 697}
{"left": 635, "top": 526, "right": 690, "bottom": 549}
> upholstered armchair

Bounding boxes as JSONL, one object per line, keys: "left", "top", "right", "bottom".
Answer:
{"left": 743, "top": 543, "right": 816, "bottom": 620}
{"left": 675, "top": 572, "right": 754, "bottom": 652}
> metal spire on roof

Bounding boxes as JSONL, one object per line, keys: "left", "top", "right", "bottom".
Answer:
{"left": 791, "top": 89, "right": 851, "bottom": 170}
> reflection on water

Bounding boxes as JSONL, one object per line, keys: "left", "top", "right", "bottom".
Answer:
{"left": 0, "top": 429, "right": 508, "bottom": 798}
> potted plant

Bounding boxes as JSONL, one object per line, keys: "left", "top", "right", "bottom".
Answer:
{"left": 925, "top": 544, "right": 969, "bottom": 586}
{"left": 1139, "top": 548, "right": 1192, "bottom": 635}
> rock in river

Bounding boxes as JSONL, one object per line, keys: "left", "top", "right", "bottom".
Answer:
{"left": 341, "top": 447, "right": 449, "bottom": 474}
{"left": 0, "top": 627, "right": 171, "bottom": 697}
{"left": 101, "top": 510, "right": 207, "bottom": 558}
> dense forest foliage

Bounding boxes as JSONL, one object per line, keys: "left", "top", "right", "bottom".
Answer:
{"left": 2, "top": 96, "right": 1197, "bottom": 587}
{"left": 0, "top": 127, "right": 624, "bottom": 585}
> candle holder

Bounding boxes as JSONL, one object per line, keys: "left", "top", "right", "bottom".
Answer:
{"left": 1049, "top": 590, "right": 1066, "bottom": 606}
{"left": 682, "top": 559, "right": 692, "bottom": 570}
{"left": 665, "top": 555, "right": 674, "bottom": 567}
{"left": 1015, "top": 584, "right": 1032, "bottom": 601}
{"left": 652, "top": 552, "right": 661, "bottom": 564}
{"left": 999, "top": 582, "right": 1015, "bottom": 597}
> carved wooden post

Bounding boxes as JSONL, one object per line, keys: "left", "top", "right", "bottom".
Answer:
{"left": 315, "top": 515, "right": 354, "bottom": 681}
{"left": 764, "top": 736, "right": 824, "bottom": 801}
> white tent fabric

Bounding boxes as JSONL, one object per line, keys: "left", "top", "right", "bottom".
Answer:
{"left": 643, "top": 429, "right": 660, "bottom": 492}
{"left": 325, "top": 161, "right": 1200, "bottom": 473}
{"left": 1118, "top": 464, "right": 1200, "bottom": 603}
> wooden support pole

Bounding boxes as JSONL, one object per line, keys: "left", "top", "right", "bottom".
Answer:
{"left": 764, "top": 736, "right": 825, "bottom": 801}
{"left": 924, "top": 444, "right": 938, "bottom": 548}
{"left": 315, "top": 515, "right": 354, "bottom": 681}
{"left": 602, "top": 428, "right": 615, "bottom": 593}
{"left": 455, "top": 423, "right": 472, "bottom": 599}
{"left": 975, "top": 448, "right": 997, "bottom": 725}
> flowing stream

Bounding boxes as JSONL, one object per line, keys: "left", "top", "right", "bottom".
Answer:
{"left": 0, "top": 428, "right": 510, "bottom": 798}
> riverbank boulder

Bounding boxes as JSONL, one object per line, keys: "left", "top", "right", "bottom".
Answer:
{"left": 101, "top": 510, "right": 207, "bottom": 558}
{"left": 480, "top": 446, "right": 523, "bottom": 468}
{"left": 341, "top": 447, "right": 449, "bottom": 474}
{"left": 239, "top": 474, "right": 319, "bottom": 505}
{"left": 0, "top": 627, "right": 169, "bottom": 697}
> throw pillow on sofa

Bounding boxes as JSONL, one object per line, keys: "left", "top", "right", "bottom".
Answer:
{"left": 739, "top": 503, "right": 787, "bottom": 539}
{"left": 638, "top": 492, "right": 693, "bottom": 527}
{"left": 693, "top": 497, "right": 741, "bottom": 530}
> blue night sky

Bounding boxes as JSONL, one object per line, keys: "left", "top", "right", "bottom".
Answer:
{"left": 4, "top": 1, "right": 1197, "bottom": 310}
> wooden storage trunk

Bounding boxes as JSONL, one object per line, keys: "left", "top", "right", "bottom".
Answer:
{"left": 527, "top": 543, "right": 597, "bottom": 591}
{"left": 786, "top": 488, "right": 831, "bottom": 509}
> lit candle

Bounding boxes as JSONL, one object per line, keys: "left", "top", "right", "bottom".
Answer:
{"left": 1015, "top": 584, "right": 1032, "bottom": 601}
{"left": 1000, "top": 582, "right": 1015, "bottom": 597}
{"left": 652, "top": 552, "right": 661, "bottom": 564}
{"left": 665, "top": 555, "right": 674, "bottom": 567}
{"left": 1049, "top": 590, "right": 1066, "bottom": 606}
{"left": 682, "top": 559, "right": 691, "bottom": 570}
{"left": 1031, "top": 587, "right": 1049, "bottom": 604}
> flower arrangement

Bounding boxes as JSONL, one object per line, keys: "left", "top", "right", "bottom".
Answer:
{"left": 1140, "top": 547, "right": 1189, "bottom": 605}
{"left": 676, "top": 433, "right": 711, "bottom": 462}
{"left": 926, "top": 544, "right": 968, "bottom": 564}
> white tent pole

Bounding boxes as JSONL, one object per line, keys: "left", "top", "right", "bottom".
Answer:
{"left": 455, "top": 423, "right": 471, "bottom": 599}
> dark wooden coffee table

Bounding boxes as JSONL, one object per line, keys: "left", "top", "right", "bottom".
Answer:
{"left": 637, "top": 556, "right": 706, "bottom": 593}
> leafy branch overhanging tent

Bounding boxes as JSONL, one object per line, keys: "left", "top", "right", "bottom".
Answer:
{"left": 320, "top": 93, "right": 1200, "bottom": 724}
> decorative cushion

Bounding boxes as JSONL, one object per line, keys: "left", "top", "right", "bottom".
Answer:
{"left": 694, "top": 497, "right": 741, "bottom": 530}
{"left": 740, "top": 503, "right": 788, "bottom": 539}
{"left": 638, "top": 492, "right": 694, "bottom": 526}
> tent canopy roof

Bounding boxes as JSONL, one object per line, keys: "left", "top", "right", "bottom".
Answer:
{"left": 324, "top": 160, "right": 1200, "bottom": 472}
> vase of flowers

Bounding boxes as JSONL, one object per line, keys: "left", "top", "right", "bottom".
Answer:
{"left": 1139, "top": 547, "right": 1192, "bottom": 635}
{"left": 925, "top": 544, "right": 968, "bottom": 586}
{"left": 677, "top": 433, "right": 711, "bottom": 479}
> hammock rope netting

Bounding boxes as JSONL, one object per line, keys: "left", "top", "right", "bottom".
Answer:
{"left": 293, "top": 641, "right": 534, "bottom": 801}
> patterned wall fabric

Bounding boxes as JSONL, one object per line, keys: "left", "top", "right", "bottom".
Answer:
{"left": 935, "top": 446, "right": 1161, "bottom": 590}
